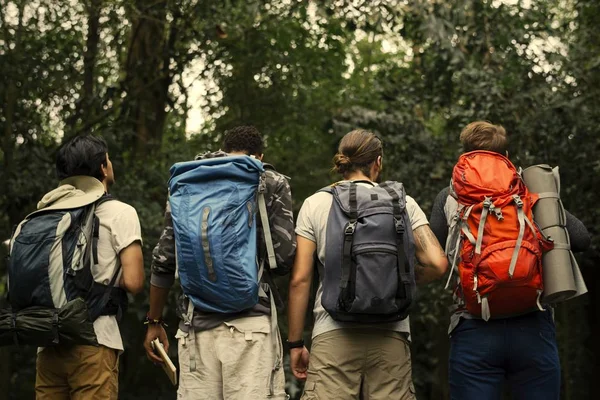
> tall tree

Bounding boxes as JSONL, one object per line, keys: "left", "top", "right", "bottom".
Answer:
{"left": 121, "top": 0, "right": 169, "bottom": 156}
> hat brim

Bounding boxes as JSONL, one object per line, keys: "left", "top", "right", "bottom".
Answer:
{"left": 30, "top": 176, "right": 106, "bottom": 216}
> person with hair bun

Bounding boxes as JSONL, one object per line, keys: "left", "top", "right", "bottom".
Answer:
{"left": 288, "top": 129, "right": 448, "bottom": 400}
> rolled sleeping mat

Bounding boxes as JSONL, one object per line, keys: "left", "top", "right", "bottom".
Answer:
{"left": 540, "top": 226, "right": 576, "bottom": 303}
{"left": 522, "top": 164, "right": 587, "bottom": 303}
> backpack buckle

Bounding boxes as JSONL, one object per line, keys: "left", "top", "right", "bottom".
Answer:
{"left": 344, "top": 221, "right": 357, "bottom": 236}
{"left": 258, "top": 174, "right": 267, "bottom": 193}
{"left": 493, "top": 208, "right": 504, "bottom": 221}
{"left": 513, "top": 195, "right": 523, "bottom": 208}
{"left": 393, "top": 217, "right": 405, "bottom": 234}
{"left": 483, "top": 198, "right": 493, "bottom": 209}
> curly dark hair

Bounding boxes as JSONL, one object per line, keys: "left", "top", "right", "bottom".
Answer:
{"left": 56, "top": 135, "right": 108, "bottom": 181}
{"left": 222, "top": 126, "right": 264, "bottom": 156}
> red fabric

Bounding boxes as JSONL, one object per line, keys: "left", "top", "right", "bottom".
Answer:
{"left": 452, "top": 151, "right": 548, "bottom": 318}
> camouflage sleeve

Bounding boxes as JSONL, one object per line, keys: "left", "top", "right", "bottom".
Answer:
{"left": 260, "top": 170, "right": 296, "bottom": 276}
{"left": 150, "top": 199, "right": 177, "bottom": 288}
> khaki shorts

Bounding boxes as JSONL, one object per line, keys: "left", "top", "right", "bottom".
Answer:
{"left": 301, "top": 329, "right": 416, "bottom": 400}
{"left": 177, "top": 316, "right": 287, "bottom": 400}
{"left": 35, "top": 344, "right": 119, "bottom": 400}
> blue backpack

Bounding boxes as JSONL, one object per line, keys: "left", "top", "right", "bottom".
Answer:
{"left": 0, "top": 195, "right": 127, "bottom": 347}
{"left": 168, "top": 155, "right": 277, "bottom": 314}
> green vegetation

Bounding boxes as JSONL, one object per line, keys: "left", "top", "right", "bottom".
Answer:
{"left": 1, "top": 1, "right": 598, "bottom": 398}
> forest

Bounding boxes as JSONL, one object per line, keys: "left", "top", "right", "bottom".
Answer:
{"left": 0, "top": 0, "right": 598, "bottom": 399}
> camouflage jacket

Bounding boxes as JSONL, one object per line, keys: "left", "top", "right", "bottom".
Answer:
{"left": 150, "top": 151, "right": 296, "bottom": 329}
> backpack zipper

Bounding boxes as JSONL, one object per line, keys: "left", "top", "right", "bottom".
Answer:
{"left": 353, "top": 247, "right": 397, "bottom": 256}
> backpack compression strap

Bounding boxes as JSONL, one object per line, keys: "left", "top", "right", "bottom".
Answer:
{"left": 378, "top": 182, "right": 410, "bottom": 300}
{"left": 338, "top": 182, "right": 358, "bottom": 309}
{"left": 258, "top": 174, "right": 277, "bottom": 270}
{"left": 508, "top": 194, "right": 537, "bottom": 278}
{"left": 256, "top": 174, "right": 283, "bottom": 394}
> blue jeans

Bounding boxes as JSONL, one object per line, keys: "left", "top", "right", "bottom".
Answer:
{"left": 449, "top": 310, "right": 560, "bottom": 400}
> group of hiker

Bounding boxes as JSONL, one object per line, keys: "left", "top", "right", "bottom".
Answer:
{"left": 1, "top": 122, "right": 591, "bottom": 400}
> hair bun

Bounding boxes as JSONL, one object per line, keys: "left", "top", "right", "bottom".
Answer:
{"left": 333, "top": 153, "right": 352, "bottom": 174}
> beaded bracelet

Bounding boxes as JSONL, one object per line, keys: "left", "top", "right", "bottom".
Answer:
{"left": 144, "top": 315, "right": 168, "bottom": 327}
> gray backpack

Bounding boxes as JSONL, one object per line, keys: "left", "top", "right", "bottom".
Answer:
{"left": 320, "top": 181, "right": 416, "bottom": 323}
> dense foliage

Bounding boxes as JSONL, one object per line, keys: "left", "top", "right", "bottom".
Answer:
{"left": 1, "top": 1, "right": 597, "bottom": 399}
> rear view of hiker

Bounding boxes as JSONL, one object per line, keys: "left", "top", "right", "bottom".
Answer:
{"left": 288, "top": 129, "right": 448, "bottom": 400}
{"left": 1, "top": 135, "right": 144, "bottom": 399}
{"left": 144, "top": 126, "right": 296, "bottom": 399}
{"left": 430, "top": 121, "right": 591, "bottom": 400}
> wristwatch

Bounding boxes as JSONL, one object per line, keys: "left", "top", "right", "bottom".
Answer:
{"left": 286, "top": 339, "right": 305, "bottom": 349}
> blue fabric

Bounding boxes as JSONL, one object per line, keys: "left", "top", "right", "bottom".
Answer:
{"left": 449, "top": 310, "right": 560, "bottom": 400}
{"left": 169, "top": 155, "right": 264, "bottom": 313}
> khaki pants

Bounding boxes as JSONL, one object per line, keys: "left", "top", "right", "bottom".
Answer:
{"left": 301, "top": 329, "right": 416, "bottom": 400}
{"left": 177, "top": 315, "right": 287, "bottom": 400}
{"left": 35, "top": 345, "right": 119, "bottom": 400}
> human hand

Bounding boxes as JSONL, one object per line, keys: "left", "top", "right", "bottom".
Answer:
{"left": 144, "top": 324, "right": 169, "bottom": 364}
{"left": 290, "top": 346, "right": 310, "bottom": 381}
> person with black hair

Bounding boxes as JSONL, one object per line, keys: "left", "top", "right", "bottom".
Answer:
{"left": 145, "top": 126, "right": 296, "bottom": 399}
{"left": 35, "top": 135, "right": 144, "bottom": 399}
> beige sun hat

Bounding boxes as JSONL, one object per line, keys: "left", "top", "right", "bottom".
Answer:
{"left": 34, "top": 175, "right": 106, "bottom": 214}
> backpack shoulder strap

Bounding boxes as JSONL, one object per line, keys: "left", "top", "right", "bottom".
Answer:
{"left": 88, "top": 194, "right": 127, "bottom": 321}
{"left": 377, "top": 181, "right": 412, "bottom": 303}
{"left": 258, "top": 173, "right": 277, "bottom": 271}
{"left": 379, "top": 181, "right": 406, "bottom": 212}
{"left": 96, "top": 194, "right": 115, "bottom": 207}
{"left": 91, "top": 194, "right": 116, "bottom": 265}
{"left": 316, "top": 180, "right": 359, "bottom": 195}
{"left": 317, "top": 186, "right": 333, "bottom": 194}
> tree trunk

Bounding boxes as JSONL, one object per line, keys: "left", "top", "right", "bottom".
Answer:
{"left": 123, "top": 0, "right": 172, "bottom": 157}
{"left": 1, "top": 1, "right": 25, "bottom": 228}
{"left": 68, "top": 0, "right": 103, "bottom": 134}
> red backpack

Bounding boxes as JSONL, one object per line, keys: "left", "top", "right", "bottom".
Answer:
{"left": 447, "top": 151, "right": 551, "bottom": 320}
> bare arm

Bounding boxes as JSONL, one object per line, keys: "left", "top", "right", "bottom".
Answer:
{"left": 145, "top": 198, "right": 176, "bottom": 363}
{"left": 144, "top": 284, "right": 171, "bottom": 363}
{"left": 119, "top": 241, "right": 144, "bottom": 294}
{"left": 288, "top": 236, "right": 315, "bottom": 341}
{"left": 413, "top": 225, "right": 448, "bottom": 284}
{"left": 287, "top": 235, "right": 315, "bottom": 381}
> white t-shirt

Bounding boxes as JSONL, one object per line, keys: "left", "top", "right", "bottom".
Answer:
{"left": 295, "top": 181, "right": 429, "bottom": 339}
{"left": 92, "top": 200, "right": 142, "bottom": 351}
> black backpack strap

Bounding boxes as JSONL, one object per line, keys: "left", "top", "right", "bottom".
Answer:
{"left": 261, "top": 269, "right": 285, "bottom": 311}
{"left": 88, "top": 194, "right": 127, "bottom": 321}
{"left": 339, "top": 183, "right": 358, "bottom": 308}
{"left": 91, "top": 194, "right": 115, "bottom": 265}
{"left": 88, "top": 262, "right": 127, "bottom": 321}
{"left": 378, "top": 182, "right": 410, "bottom": 300}
{"left": 317, "top": 186, "right": 333, "bottom": 194}
{"left": 99, "top": 264, "right": 127, "bottom": 320}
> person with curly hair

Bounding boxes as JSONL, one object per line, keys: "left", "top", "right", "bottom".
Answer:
{"left": 145, "top": 126, "right": 296, "bottom": 400}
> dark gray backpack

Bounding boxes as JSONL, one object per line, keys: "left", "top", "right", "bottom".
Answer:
{"left": 0, "top": 195, "right": 127, "bottom": 347}
{"left": 320, "top": 181, "right": 416, "bottom": 323}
